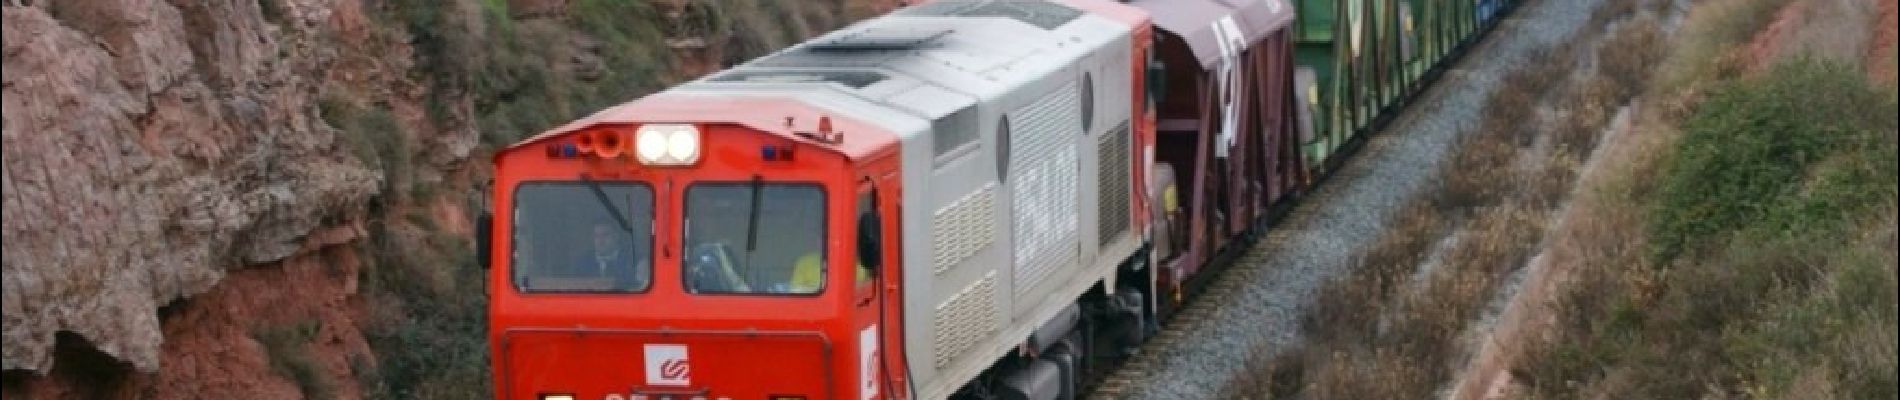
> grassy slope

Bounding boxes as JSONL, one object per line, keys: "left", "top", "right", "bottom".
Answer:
{"left": 1236, "top": 0, "right": 1897, "bottom": 398}
{"left": 1514, "top": 0, "right": 1899, "bottom": 398}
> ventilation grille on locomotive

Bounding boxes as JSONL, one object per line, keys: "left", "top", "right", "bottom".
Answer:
{"left": 932, "top": 184, "right": 996, "bottom": 275}
{"left": 1098, "top": 120, "right": 1132, "bottom": 246}
{"left": 1009, "top": 81, "right": 1082, "bottom": 296}
{"left": 933, "top": 272, "right": 1000, "bottom": 369}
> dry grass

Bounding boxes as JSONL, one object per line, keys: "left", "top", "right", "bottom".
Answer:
{"left": 1437, "top": 130, "right": 1523, "bottom": 213}
{"left": 1392, "top": 200, "right": 1546, "bottom": 357}
{"left": 1598, "top": 14, "right": 1669, "bottom": 102}
{"left": 1773, "top": 0, "right": 1878, "bottom": 66}
{"left": 1231, "top": 5, "right": 1675, "bottom": 397}
{"left": 1656, "top": 0, "right": 1793, "bottom": 91}
{"left": 1274, "top": 201, "right": 1547, "bottom": 398}
{"left": 1592, "top": 0, "right": 1648, "bottom": 28}
{"left": 1305, "top": 202, "right": 1447, "bottom": 345}
{"left": 1437, "top": 48, "right": 1579, "bottom": 214}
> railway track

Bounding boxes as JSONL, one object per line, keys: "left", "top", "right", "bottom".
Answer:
{"left": 1088, "top": 0, "right": 1611, "bottom": 397}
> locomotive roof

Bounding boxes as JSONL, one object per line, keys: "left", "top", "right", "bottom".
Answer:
{"left": 507, "top": 0, "right": 1144, "bottom": 161}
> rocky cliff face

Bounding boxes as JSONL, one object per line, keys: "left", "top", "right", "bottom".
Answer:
{"left": 3, "top": 0, "right": 393, "bottom": 374}
{"left": 3, "top": 0, "right": 480, "bottom": 397}
{"left": 2, "top": 0, "right": 893, "bottom": 398}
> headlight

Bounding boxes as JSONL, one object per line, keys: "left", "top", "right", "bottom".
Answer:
{"left": 666, "top": 128, "right": 698, "bottom": 161}
{"left": 635, "top": 124, "right": 701, "bottom": 165}
{"left": 636, "top": 125, "right": 671, "bottom": 163}
{"left": 539, "top": 394, "right": 574, "bottom": 400}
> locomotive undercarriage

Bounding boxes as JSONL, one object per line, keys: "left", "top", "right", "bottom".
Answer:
{"left": 952, "top": 248, "right": 1155, "bottom": 400}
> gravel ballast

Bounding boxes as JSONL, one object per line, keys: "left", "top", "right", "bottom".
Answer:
{"left": 1097, "top": 0, "right": 1611, "bottom": 398}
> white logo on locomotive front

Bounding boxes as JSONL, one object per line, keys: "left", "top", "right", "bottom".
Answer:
{"left": 644, "top": 344, "right": 691, "bottom": 386}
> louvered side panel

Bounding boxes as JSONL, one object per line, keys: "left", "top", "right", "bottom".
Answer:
{"left": 932, "top": 272, "right": 1000, "bottom": 369}
{"left": 1009, "top": 82, "right": 1082, "bottom": 297}
{"left": 932, "top": 184, "right": 997, "bottom": 275}
{"left": 1098, "top": 120, "right": 1132, "bottom": 247}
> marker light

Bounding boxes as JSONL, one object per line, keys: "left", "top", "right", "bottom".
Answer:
{"left": 761, "top": 145, "right": 795, "bottom": 161}
{"left": 636, "top": 124, "right": 700, "bottom": 165}
{"left": 547, "top": 143, "right": 579, "bottom": 158}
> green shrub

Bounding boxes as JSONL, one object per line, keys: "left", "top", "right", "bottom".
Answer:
{"left": 1650, "top": 60, "right": 1896, "bottom": 261}
{"left": 255, "top": 319, "right": 332, "bottom": 399}
{"left": 1715, "top": 217, "right": 1897, "bottom": 399}
{"left": 321, "top": 96, "right": 413, "bottom": 206}
{"left": 1523, "top": 58, "right": 1895, "bottom": 399}
{"left": 359, "top": 225, "right": 490, "bottom": 399}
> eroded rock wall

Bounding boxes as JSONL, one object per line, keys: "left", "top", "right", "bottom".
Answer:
{"left": 2, "top": 0, "right": 900, "bottom": 397}
{"left": 2, "top": 0, "right": 404, "bottom": 375}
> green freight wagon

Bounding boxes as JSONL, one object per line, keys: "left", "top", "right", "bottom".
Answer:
{"left": 1293, "top": 0, "right": 1522, "bottom": 171}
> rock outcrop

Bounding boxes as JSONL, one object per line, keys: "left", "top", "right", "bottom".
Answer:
{"left": 2, "top": 0, "right": 900, "bottom": 397}
{"left": 3, "top": 0, "right": 385, "bottom": 374}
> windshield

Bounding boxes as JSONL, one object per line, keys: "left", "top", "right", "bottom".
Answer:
{"left": 683, "top": 183, "right": 826, "bottom": 295}
{"left": 511, "top": 182, "right": 653, "bottom": 292}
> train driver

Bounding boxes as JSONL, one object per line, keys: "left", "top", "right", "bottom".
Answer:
{"left": 580, "top": 223, "right": 648, "bottom": 291}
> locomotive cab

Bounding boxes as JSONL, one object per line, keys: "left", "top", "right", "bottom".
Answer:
{"left": 487, "top": 98, "right": 902, "bottom": 400}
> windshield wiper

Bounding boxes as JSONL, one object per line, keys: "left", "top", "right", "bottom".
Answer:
{"left": 741, "top": 175, "right": 762, "bottom": 282}
{"left": 745, "top": 175, "right": 762, "bottom": 252}
{"left": 580, "top": 174, "right": 636, "bottom": 234}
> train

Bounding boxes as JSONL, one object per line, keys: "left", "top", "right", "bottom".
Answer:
{"left": 477, "top": 0, "right": 1520, "bottom": 399}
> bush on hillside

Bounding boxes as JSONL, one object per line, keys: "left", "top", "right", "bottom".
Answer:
{"left": 1522, "top": 58, "right": 1897, "bottom": 399}
{"left": 1650, "top": 60, "right": 1897, "bottom": 262}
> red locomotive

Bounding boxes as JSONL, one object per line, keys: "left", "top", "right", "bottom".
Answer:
{"left": 481, "top": 0, "right": 1515, "bottom": 398}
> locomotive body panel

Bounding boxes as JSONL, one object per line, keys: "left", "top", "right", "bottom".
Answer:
{"left": 731, "top": 8, "right": 1130, "bottom": 400}
{"left": 640, "top": 2, "right": 1148, "bottom": 397}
